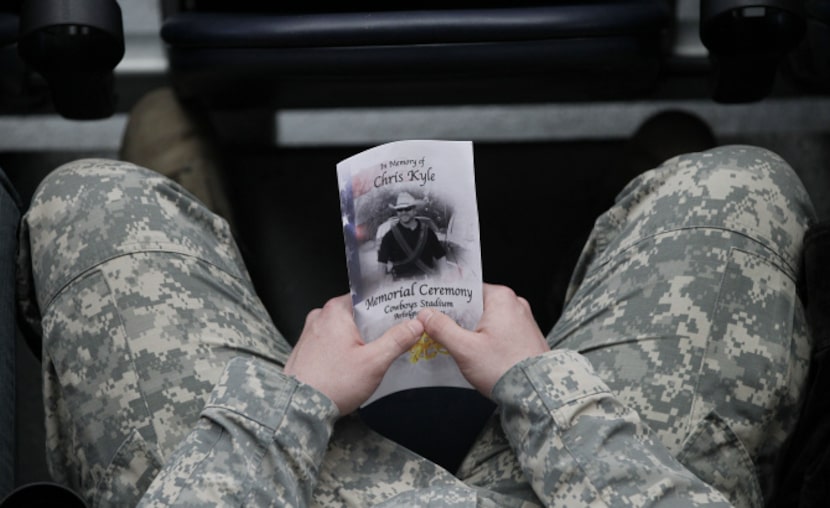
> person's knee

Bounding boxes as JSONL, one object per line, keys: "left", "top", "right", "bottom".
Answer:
{"left": 29, "top": 158, "right": 158, "bottom": 220}
{"left": 25, "top": 158, "right": 206, "bottom": 243}
{"left": 22, "top": 157, "right": 236, "bottom": 305}
{"left": 685, "top": 145, "right": 814, "bottom": 261}
{"left": 22, "top": 159, "right": 180, "bottom": 295}
{"left": 656, "top": 145, "right": 803, "bottom": 198}
{"left": 615, "top": 145, "right": 815, "bottom": 269}
{"left": 698, "top": 145, "right": 808, "bottom": 202}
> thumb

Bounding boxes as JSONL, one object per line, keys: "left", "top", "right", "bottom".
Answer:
{"left": 365, "top": 319, "right": 424, "bottom": 368}
{"left": 417, "top": 309, "right": 474, "bottom": 352}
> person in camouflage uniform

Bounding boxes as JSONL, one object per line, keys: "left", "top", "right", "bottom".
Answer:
{"left": 15, "top": 144, "right": 814, "bottom": 507}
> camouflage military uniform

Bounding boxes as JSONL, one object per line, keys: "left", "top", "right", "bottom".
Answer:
{"left": 16, "top": 145, "right": 815, "bottom": 507}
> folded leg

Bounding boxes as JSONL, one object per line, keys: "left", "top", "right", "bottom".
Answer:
{"left": 17, "top": 159, "right": 291, "bottom": 505}
{"left": 459, "top": 145, "right": 815, "bottom": 507}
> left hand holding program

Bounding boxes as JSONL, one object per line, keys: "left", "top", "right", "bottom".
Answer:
{"left": 284, "top": 294, "right": 424, "bottom": 415}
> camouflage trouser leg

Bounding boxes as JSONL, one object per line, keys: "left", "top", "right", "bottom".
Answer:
{"left": 16, "top": 159, "right": 292, "bottom": 506}
{"left": 458, "top": 145, "right": 816, "bottom": 506}
{"left": 16, "top": 147, "right": 817, "bottom": 507}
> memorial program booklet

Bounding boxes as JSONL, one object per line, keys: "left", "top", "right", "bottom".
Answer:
{"left": 337, "top": 140, "right": 483, "bottom": 406}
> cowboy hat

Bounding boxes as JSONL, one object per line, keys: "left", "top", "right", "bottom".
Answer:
{"left": 389, "top": 192, "right": 421, "bottom": 210}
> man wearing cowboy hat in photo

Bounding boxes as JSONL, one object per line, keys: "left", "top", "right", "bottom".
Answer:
{"left": 378, "top": 191, "right": 446, "bottom": 280}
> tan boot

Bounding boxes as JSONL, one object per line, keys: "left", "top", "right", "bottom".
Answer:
{"left": 120, "top": 87, "right": 236, "bottom": 231}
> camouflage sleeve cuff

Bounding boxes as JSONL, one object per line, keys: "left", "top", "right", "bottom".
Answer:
{"left": 139, "top": 357, "right": 339, "bottom": 506}
{"left": 491, "top": 350, "right": 732, "bottom": 507}
{"left": 491, "top": 349, "right": 609, "bottom": 417}
{"left": 204, "top": 356, "right": 339, "bottom": 463}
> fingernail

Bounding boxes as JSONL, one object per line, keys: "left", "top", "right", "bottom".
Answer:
{"left": 407, "top": 320, "right": 424, "bottom": 336}
{"left": 418, "top": 308, "right": 434, "bottom": 323}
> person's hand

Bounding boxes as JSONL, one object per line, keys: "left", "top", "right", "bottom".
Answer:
{"left": 417, "top": 283, "right": 549, "bottom": 397}
{"left": 284, "top": 294, "right": 424, "bottom": 415}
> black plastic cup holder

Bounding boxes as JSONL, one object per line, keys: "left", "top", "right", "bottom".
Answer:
{"left": 700, "top": 0, "right": 806, "bottom": 102}
{"left": 17, "top": 0, "right": 124, "bottom": 119}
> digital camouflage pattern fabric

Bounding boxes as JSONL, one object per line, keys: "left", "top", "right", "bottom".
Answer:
{"left": 16, "top": 145, "right": 815, "bottom": 506}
